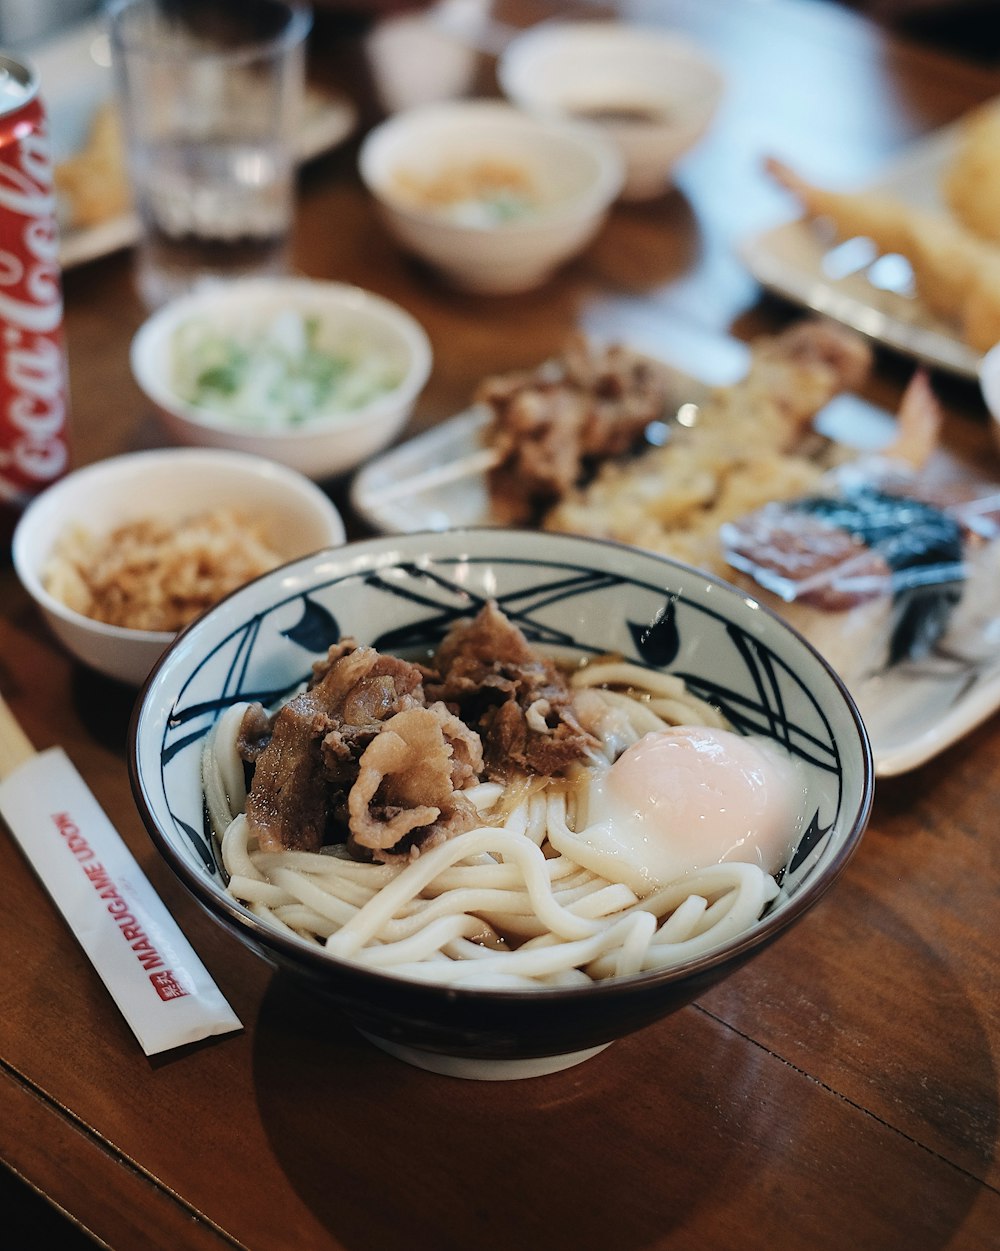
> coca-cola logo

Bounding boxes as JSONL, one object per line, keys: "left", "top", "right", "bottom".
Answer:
{"left": 0, "top": 124, "right": 62, "bottom": 330}
{"left": 0, "top": 114, "right": 68, "bottom": 499}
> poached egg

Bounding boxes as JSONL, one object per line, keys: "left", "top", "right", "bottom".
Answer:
{"left": 575, "top": 725, "right": 809, "bottom": 895}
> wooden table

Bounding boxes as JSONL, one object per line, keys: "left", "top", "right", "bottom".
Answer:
{"left": 3, "top": 1, "right": 999, "bottom": 1247}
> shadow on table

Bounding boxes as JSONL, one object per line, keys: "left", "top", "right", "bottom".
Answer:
{"left": 251, "top": 982, "right": 749, "bottom": 1251}
{"left": 250, "top": 945, "right": 996, "bottom": 1251}
{"left": 70, "top": 665, "right": 144, "bottom": 754}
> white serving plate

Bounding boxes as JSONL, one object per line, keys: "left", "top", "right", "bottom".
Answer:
{"left": 740, "top": 114, "right": 987, "bottom": 380}
{"left": 25, "top": 18, "right": 358, "bottom": 269}
{"left": 351, "top": 382, "right": 1000, "bottom": 776}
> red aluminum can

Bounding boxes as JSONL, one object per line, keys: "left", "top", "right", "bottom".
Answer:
{"left": 0, "top": 52, "right": 70, "bottom": 549}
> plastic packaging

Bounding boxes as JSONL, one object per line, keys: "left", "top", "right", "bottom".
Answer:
{"left": 0, "top": 747, "right": 241, "bottom": 1055}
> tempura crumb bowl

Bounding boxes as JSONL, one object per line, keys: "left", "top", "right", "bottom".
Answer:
{"left": 129, "top": 530, "right": 872, "bottom": 1079}
{"left": 130, "top": 278, "right": 433, "bottom": 480}
{"left": 498, "top": 21, "right": 724, "bottom": 202}
{"left": 357, "top": 100, "right": 625, "bottom": 294}
{"left": 12, "top": 448, "right": 346, "bottom": 687}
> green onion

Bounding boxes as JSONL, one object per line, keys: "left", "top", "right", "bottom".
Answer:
{"left": 170, "top": 310, "right": 403, "bottom": 429}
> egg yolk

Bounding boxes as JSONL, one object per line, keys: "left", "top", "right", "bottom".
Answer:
{"left": 578, "top": 725, "right": 808, "bottom": 896}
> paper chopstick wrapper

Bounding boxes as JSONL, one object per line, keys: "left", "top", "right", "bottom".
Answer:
{"left": 0, "top": 746, "right": 242, "bottom": 1055}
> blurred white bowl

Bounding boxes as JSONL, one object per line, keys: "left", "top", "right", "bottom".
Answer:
{"left": 130, "top": 278, "right": 433, "bottom": 480}
{"left": 498, "top": 21, "right": 724, "bottom": 202}
{"left": 357, "top": 99, "right": 624, "bottom": 294}
{"left": 12, "top": 448, "right": 346, "bottom": 686}
{"left": 364, "top": 3, "right": 481, "bottom": 113}
{"left": 978, "top": 341, "right": 1000, "bottom": 456}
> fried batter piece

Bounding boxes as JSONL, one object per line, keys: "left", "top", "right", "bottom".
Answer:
{"left": 943, "top": 99, "right": 1000, "bottom": 246}
{"left": 54, "top": 100, "right": 131, "bottom": 229}
{"left": 478, "top": 334, "right": 682, "bottom": 524}
{"left": 765, "top": 156, "right": 1000, "bottom": 353}
{"left": 545, "top": 319, "right": 881, "bottom": 572}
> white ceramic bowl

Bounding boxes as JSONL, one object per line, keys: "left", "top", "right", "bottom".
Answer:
{"left": 357, "top": 100, "right": 625, "bottom": 294}
{"left": 130, "top": 278, "right": 433, "bottom": 480}
{"left": 978, "top": 341, "right": 1000, "bottom": 456}
{"left": 130, "top": 529, "right": 873, "bottom": 1080}
{"left": 498, "top": 21, "right": 724, "bottom": 202}
{"left": 12, "top": 448, "right": 346, "bottom": 686}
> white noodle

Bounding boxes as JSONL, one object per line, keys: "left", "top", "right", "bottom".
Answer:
{"left": 571, "top": 662, "right": 728, "bottom": 728}
{"left": 203, "top": 702, "right": 252, "bottom": 840}
{"left": 207, "top": 660, "right": 790, "bottom": 985}
{"left": 271, "top": 904, "right": 341, "bottom": 939}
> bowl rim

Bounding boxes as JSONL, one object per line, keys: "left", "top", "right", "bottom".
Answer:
{"left": 357, "top": 99, "right": 626, "bottom": 233}
{"left": 12, "top": 445, "right": 347, "bottom": 646}
{"left": 978, "top": 340, "right": 1000, "bottom": 419}
{"left": 129, "top": 276, "right": 434, "bottom": 442}
{"left": 107, "top": 0, "right": 313, "bottom": 66}
{"left": 128, "top": 527, "right": 875, "bottom": 1006}
{"left": 497, "top": 20, "right": 726, "bottom": 116}
{"left": 498, "top": 18, "right": 725, "bottom": 69}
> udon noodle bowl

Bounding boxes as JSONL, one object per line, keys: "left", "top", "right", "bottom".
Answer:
{"left": 202, "top": 603, "right": 811, "bottom": 989}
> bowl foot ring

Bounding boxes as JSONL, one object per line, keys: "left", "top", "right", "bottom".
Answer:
{"left": 357, "top": 1029, "right": 612, "bottom": 1080}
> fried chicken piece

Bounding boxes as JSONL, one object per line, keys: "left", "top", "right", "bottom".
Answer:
{"left": 478, "top": 334, "right": 681, "bottom": 523}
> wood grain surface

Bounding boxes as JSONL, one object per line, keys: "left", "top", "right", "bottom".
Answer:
{"left": 2, "top": 2, "right": 999, "bottom": 1248}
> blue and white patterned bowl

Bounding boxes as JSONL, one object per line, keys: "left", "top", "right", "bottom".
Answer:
{"left": 129, "top": 529, "right": 873, "bottom": 1079}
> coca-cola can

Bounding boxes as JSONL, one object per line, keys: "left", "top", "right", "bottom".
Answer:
{"left": 0, "top": 52, "right": 71, "bottom": 548}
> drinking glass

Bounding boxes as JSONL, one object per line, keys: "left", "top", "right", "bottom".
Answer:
{"left": 108, "top": 0, "right": 312, "bottom": 309}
